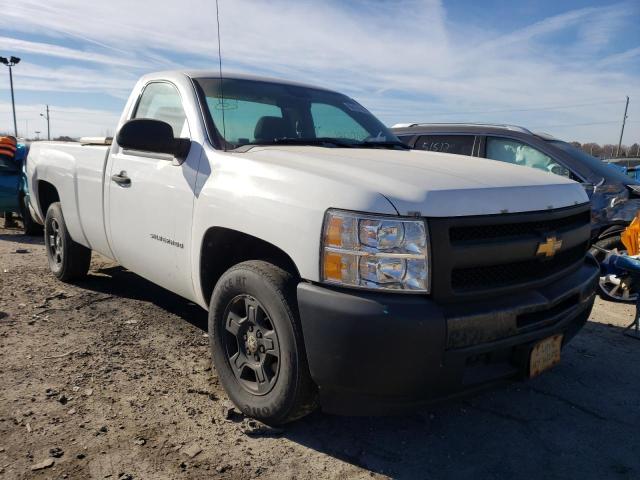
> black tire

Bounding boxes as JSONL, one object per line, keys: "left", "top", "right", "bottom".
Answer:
{"left": 20, "top": 195, "right": 43, "bottom": 236}
{"left": 44, "top": 202, "right": 91, "bottom": 281}
{"left": 589, "top": 234, "right": 624, "bottom": 263}
{"left": 209, "top": 260, "right": 317, "bottom": 425}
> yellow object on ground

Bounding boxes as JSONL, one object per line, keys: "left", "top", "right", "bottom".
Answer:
{"left": 621, "top": 213, "right": 640, "bottom": 255}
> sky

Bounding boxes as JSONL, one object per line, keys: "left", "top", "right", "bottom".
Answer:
{"left": 0, "top": 0, "right": 638, "bottom": 145}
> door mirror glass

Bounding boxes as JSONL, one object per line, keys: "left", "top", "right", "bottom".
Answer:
{"left": 117, "top": 119, "right": 190, "bottom": 159}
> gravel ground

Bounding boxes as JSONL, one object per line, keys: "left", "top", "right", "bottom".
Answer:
{"left": 1, "top": 225, "right": 639, "bottom": 479}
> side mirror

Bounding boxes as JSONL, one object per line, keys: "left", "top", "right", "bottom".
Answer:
{"left": 116, "top": 119, "right": 190, "bottom": 159}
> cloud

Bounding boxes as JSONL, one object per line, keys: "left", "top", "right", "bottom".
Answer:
{"left": 4, "top": 63, "right": 136, "bottom": 97}
{"left": 0, "top": 0, "right": 638, "bottom": 143}
{"left": 0, "top": 37, "right": 145, "bottom": 67}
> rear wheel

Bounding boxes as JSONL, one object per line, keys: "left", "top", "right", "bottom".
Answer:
{"left": 209, "top": 260, "right": 317, "bottom": 425}
{"left": 20, "top": 195, "right": 43, "bottom": 236}
{"left": 44, "top": 202, "right": 91, "bottom": 281}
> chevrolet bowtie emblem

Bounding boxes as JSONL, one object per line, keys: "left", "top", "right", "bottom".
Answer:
{"left": 537, "top": 236, "right": 563, "bottom": 257}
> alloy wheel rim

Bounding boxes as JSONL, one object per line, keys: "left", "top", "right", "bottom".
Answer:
{"left": 598, "top": 274, "right": 638, "bottom": 302}
{"left": 47, "top": 218, "right": 63, "bottom": 266}
{"left": 222, "top": 294, "right": 281, "bottom": 396}
{"left": 596, "top": 248, "right": 638, "bottom": 302}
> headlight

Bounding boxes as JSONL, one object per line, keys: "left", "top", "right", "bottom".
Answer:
{"left": 321, "top": 209, "right": 429, "bottom": 292}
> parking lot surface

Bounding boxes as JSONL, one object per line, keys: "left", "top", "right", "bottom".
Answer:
{"left": 1, "top": 226, "right": 639, "bottom": 479}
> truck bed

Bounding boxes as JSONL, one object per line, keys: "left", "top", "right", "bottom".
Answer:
{"left": 27, "top": 141, "right": 111, "bottom": 257}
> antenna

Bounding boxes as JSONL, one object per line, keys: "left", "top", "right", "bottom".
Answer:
{"left": 216, "top": 0, "right": 227, "bottom": 151}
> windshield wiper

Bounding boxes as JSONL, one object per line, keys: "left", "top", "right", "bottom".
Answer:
{"left": 234, "top": 137, "right": 409, "bottom": 150}
{"left": 243, "top": 137, "right": 356, "bottom": 148}
{"left": 354, "top": 140, "right": 410, "bottom": 150}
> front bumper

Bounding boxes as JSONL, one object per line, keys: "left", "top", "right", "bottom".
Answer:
{"left": 297, "top": 257, "right": 598, "bottom": 415}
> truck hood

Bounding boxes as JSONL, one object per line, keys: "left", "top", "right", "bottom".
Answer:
{"left": 240, "top": 146, "right": 588, "bottom": 217}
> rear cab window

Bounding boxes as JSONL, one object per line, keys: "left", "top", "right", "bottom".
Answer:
{"left": 414, "top": 135, "right": 475, "bottom": 156}
{"left": 208, "top": 99, "right": 283, "bottom": 144}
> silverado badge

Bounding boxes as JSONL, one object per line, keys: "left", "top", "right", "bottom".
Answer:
{"left": 536, "top": 236, "right": 563, "bottom": 258}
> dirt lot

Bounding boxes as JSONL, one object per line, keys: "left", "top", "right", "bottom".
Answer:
{"left": 1, "top": 225, "right": 639, "bottom": 480}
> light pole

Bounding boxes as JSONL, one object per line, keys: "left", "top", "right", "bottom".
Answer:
{"left": 616, "top": 96, "right": 629, "bottom": 158}
{"left": 40, "top": 105, "right": 50, "bottom": 141}
{"left": 0, "top": 55, "right": 20, "bottom": 137}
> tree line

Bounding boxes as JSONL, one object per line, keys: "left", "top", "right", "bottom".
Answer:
{"left": 570, "top": 141, "right": 640, "bottom": 159}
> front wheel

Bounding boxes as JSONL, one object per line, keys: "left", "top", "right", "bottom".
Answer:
{"left": 44, "top": 202, "right": 91, "bottom": 281}
{"left": 209, "top": 260, "right": 317, "bottom": 425}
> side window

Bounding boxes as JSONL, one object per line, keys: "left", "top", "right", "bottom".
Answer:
{"left": 134, "top": 83, "right": 189, "bottom": 138}
{"left": 310, "top": 103, "right": 369, "bottom": 140}
{"left": 207, "top": 99, "right": 283, "bottom": 144}
{"left": 486, "top": 137, "right": 571, "bottom": 177}
{"left": 415, "top": 135, "right": 474, "bottom": 155}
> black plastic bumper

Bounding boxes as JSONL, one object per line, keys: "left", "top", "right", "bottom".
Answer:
{"left": 297, "top": 258, "right": 598, "bottom": 415}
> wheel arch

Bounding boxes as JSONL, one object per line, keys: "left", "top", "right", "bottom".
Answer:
{"left": 199, "top": 226, "right": 301, "bottom": 305}
{"left": 36, "top": 180, "right": 60, "bottom": 219}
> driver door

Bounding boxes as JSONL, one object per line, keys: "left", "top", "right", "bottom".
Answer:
{"left": 106, "top": 82, "right": 199, "bottom": 299}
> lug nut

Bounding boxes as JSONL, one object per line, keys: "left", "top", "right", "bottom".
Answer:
{"left": 254, "top": 354, "right": 260, "bottom": 361}
{"left": 248, "top": 326, "right": 254, "bottom": 332}
{"left": 256, "top": 331, "right": 262, "bottom": 338}
{"left": 243, "top": 334, "right": 247, "bottom": 340}
{"left": 259, "top": 345, "right": 265, "bottom": 353}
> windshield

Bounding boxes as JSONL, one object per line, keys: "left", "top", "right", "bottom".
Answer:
{"left": 194, "top": 77, "right": 403, "bottom": 149}
{"left": 548, "top": 140, "right": 637, "bottom": 184}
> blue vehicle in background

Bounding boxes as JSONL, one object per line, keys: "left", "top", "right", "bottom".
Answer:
{"left": 606, "top": 157, "right": 640, "bottom": 182}
{"left": 0, "top": 141, "right": 42, "bottom": 235}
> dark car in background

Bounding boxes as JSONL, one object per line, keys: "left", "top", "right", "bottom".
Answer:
{"left": 0, "top": 141, "right": 41, "bottom": 235}
{"left": 391, "top": 123, "right": 640, "bottom": 298}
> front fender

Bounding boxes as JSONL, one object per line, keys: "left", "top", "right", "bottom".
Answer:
{"left": 189, "top": 148, "right": 398, "bottom": 307}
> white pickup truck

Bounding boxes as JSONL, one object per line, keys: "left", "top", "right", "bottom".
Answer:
{"left": 27, "top": 70, "right": 598, "bottom": 424}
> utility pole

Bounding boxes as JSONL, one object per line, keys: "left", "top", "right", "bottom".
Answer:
{"left": 35, "top": 130, "right": 40, "bottom": 141}
{"left": 616, "top": 96, "right": 629, "bottom": 158}
{"left": 41, "top": 105, "right": 51, "bottom": 140}
{"left": 0, "top": 56, "right": 21, "bottom": 137}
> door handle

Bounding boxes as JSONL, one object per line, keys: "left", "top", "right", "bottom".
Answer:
{"left": 111, "top": 171, "right": 131, "bottom": 186}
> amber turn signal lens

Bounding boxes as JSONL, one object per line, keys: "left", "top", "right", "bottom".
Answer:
{"left": 323, "top": 251, "right": 343, "bottom": 281}
{"left": 325, "top": 215, "right": 343, "bottom": 247}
